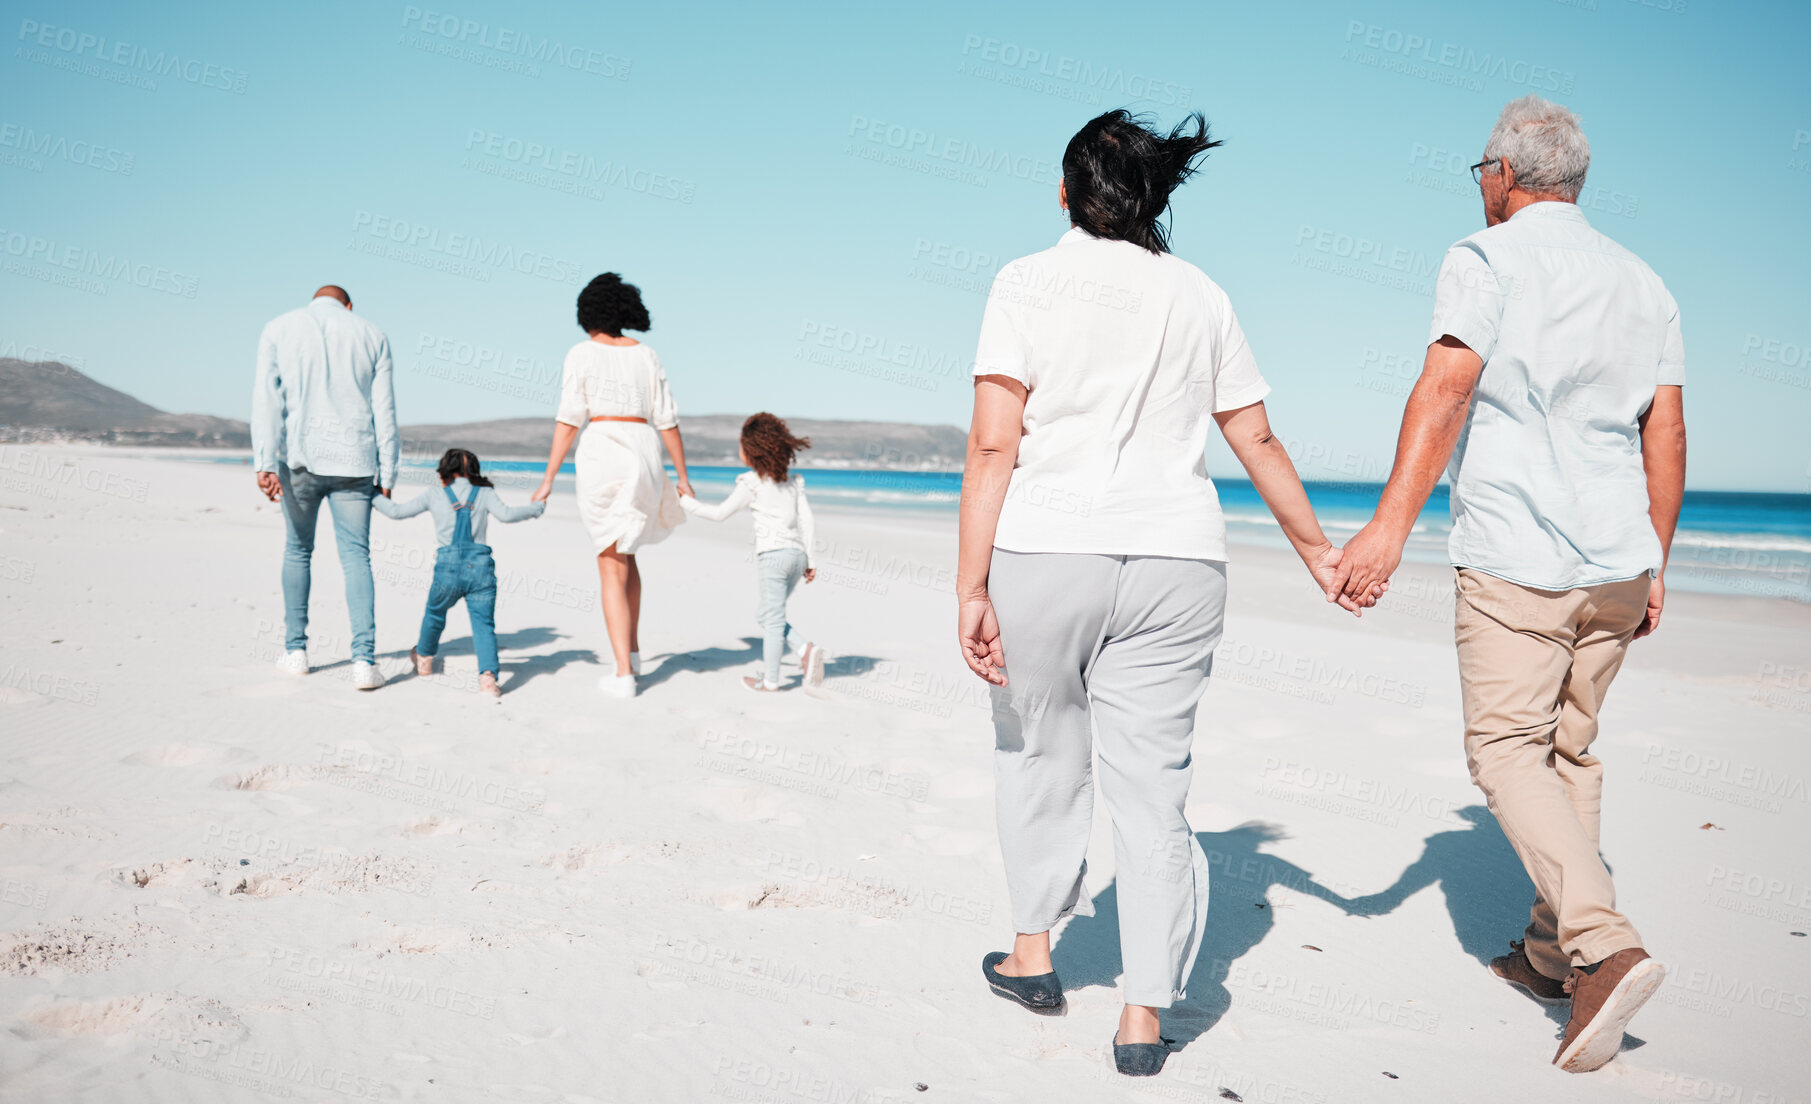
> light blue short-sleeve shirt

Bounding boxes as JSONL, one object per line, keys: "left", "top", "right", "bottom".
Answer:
{"left": 1429, "top": 202, "right": 1684, "bottom": 590}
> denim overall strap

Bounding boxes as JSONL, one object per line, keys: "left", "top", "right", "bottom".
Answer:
{"left": 444, "top": 484, "right": 479, "bottom": 548}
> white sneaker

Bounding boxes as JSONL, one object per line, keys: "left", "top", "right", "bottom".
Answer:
{"left": 801, "top": 643, "right": 825, "bottom": 690}
{"left": 352, "top": 662, "right": 386, "bottom": 691}
{"left": 276, "top": 650, "right": 309, "bottom": 676}
{"left": 598, "top": 674, "right": 636, "bottom": 699}
{"left": 629, "top": 651, "right": 642, "bottom": 676}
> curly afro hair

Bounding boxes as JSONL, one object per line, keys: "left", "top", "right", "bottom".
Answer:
{"left": 576, "top": 272, "right": 651, "bottom": 336}
{"left": 741, "top": 413, "right": 811, "bottom": 482}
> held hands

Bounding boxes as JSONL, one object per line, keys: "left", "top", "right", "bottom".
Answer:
{"left": 675, "top": 478, "right": 694, "bottom": 498}
{"left": 804, "top": 568, "right": 817, "bottom": 584}
{"left": 530, "top": 477, "right": 554, "bottom": 504}
{"left": 1328, "top": 520, "right": 1407, "bottom": 611}
{"left": 255, "top": 471, "right": 282, "bottom": 502}
{"left": 1307, "top": 543, "right": 1388, "bottom": 616}
{"left": 958, "top": 593, "right": 1007, "bottom": 686}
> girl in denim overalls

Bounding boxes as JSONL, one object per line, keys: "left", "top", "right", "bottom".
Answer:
{"left": 375, "top": 449, "right": 544, "bottom": 700}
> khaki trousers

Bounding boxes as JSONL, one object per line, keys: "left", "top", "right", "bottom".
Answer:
{"left": 1453, "top": 567, "right": 1651, "bottom": 980}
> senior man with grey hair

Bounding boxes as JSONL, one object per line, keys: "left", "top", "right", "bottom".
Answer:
{"left": 1332, "top": 96, "right": 1687, "bottom": 1073}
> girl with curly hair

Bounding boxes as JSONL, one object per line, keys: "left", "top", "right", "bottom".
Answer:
{"left": 680, "top": 413, "right": 825, "bottom": 692}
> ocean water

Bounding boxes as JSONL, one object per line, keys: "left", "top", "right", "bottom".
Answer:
{"left": 215, "top": 454, "right": 1811, "bottom": 604}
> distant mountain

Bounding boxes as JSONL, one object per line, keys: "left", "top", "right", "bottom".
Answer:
{"left": 398, "top": 415, "right": 966, "bottom": 469}
{"left": 0, "top": 359, "right": 966, "bottom": 470}
{"left": 0, "top": 359, "right": 251, "bottom": 448}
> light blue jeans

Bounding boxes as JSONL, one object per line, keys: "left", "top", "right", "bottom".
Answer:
{"left": 279, "top": 467, "right": 377, "bottom": 662}
{"left": 756, "top": 548, "right": 808, "bottom": 685}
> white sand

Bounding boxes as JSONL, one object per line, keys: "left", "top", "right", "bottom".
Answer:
{"left": 1, "top": 445, "right": 1807, "bottom": 1103}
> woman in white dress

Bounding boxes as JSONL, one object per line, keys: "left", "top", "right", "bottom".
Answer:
{"left": 531, "top": 273, "right": 692, "bottom": 698}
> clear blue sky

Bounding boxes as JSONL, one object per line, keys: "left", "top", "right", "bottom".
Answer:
{"left": 3, "top": 0, "right": 1807, "bottom": 490}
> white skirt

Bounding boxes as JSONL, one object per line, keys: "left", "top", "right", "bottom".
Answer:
{"left": 574, "top": 422, "right": 685, "bottom": 554}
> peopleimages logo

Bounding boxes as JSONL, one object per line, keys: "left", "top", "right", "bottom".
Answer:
{"left": 15, "top": 18, "right": 248, "bottom": 93}
{"left": 1343, "top": 21, "right": 1576, "bottom": 94}
{"left": 399, "top": 6, "right": 630, "bottom": 78}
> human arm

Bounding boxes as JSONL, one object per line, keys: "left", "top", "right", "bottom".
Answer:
{"left": 531, "top": 421, "right": 580, "bottom": 503}
{"left": 372, "top": 489, "right": 431, "bottom": 520}
{"left": 1634, "top": 385, "right": 1686, "bottom": 639}
{"left": 251, "top": 326, "right": 284, "bottom": 500}
{"left": 678, "top": 476, "right": 752, "bottom": 521}
{"left": 957, "top": 375, "right": 1026, "bottom": 685}
{"left": 795, "top": 477, "right": 817, "bottom": 580}
{"left": 1213, "top": 401, "right": 1372, "bottom": 614}
{"left": 483, "top": 488, "right": 548, "bottom": 524}
{"left": 371, "top": 335, "right": 399, "bottom": 495}
{"left": 658, "top": 426, "right": 692, "bottom": 499}
{"left": 1333, "top": 336, "right": 1484, "bottom": 601}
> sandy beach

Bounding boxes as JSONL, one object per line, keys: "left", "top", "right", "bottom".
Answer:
{"left": 1, "top": 444, "right": 1807, "bottom": 1103}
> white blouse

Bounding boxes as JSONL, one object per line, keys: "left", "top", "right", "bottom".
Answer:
{"left": 681, "top": 472, "right": 817, "bottom": 566}
{"left": 973, "top": 227, "right": 1271, "bottom": 561}
{"left": 555, "top": 341, "right": 679, "bottom": 429}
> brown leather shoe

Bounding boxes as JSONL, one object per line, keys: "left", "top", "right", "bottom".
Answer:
{"left": 1490, "top": 940, "right": 1568, "bottom": 1003}
{"left": 1553, "top": 948, "right": 1666, "bottom": 1073}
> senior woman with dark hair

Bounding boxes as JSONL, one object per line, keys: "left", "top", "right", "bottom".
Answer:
{"left": 958, "top": 110, "right": 1378, "bottom": 1076}
{"left": 532, "top": 272, "right": 692, "bottom": 698}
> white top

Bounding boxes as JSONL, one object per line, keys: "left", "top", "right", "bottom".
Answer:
{"left": 972, "top": 227, "right": 1270, "bottom": 560}
{"left": 681, "top": 471, "right": 817, "bottom": 566}
{"left": 1429, "top": 202, "right": 1684, "bottom": 589}
{"left": 372, "top": 477, "right": 544, "bottom": 546}
{"left": 251, "top": 297, "right": 400, "bottom": 487}
{"left": 555, "top": 341, "right": 679, "bottom": 429}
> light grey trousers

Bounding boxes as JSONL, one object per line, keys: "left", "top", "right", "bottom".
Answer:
{"left": 988, "top": 549, "right": 1226, "bottom": 1008}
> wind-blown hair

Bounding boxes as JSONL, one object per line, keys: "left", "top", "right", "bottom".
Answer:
{"left": 741, "top": 412, "right": 811, "bottom": 483}
{"left": 576, "top": 272, "right": 651, "bottom": 336}
{"left": 1062, "top": 110, "right": 1222, "bottom": 254}
{"left": 437, "top": 448, "right": 493, "bottom": 488}
{"left": 1482, "top": 95, "right": 1590, "bottom": 201}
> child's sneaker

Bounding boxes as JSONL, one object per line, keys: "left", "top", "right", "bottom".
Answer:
{"left": 276, "top": 650, "right": 309, "bottom": 676}
{"left": 478, "top": 672, "right": 501, "bottom": 701}
{"left": 411, "top": 648, "right": 436, "bottom": 677}
{"left": 742, "top": 675, "right": 782, "bottom": 693}
{"left": 800, "top": 643, "right": 825, "bottom": 690}
{"left": 598, "top": 674, "right": 636, "bottom": 699}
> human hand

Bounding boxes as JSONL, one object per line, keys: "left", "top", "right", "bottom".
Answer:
{"left": 530, "top": 478, "right": 553, "bottom": 504}
{"left": 804, "top": 568, "right": 817, "bottom": 584}
{"left": 379, "top": 486, "right": 392, "bottom": 499}
{"left": 1632, "top": 574, "right": 1664, "bottom": 640}
{"left": 675, "top": 478, "right": 694, "bottom": 498}
{"left": 256, "top": 471, "right": 282, "bottom": 502}
{"left": 1333, "top": 521, "right": 1406, "bottom": 605}
{"left": 958, "top": 595, "right": 1006, "bottom": 685}
{"left": 1305, "top": 544, "right": 1381, "bottom": 616}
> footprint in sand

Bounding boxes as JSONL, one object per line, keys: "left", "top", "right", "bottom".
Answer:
{"left": 218, "top": 764, "right": 318, "bottom": 792}
{"left": 18, "top": 993, "right": 173, "bottom": 1038}
{"left": 124, "top": 742, "right": 254, "bottom": 768}
{"left": 688, "top": 779, "right": 808, "bottom": 826}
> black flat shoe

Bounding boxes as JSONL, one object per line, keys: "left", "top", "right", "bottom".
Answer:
{"left": 1112, "top": 1034, "right": 1174, "bottom": 1077}
{"left": 981, "top": 951, "right": 1065, "bottom": 1015}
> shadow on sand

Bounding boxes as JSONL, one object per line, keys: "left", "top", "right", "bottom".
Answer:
{"left": 1050, "top": 807, "right": 1539, "bottom": 1047}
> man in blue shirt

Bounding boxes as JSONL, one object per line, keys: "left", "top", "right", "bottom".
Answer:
{"left": 251, "top": 285, "right": 400, "bottom": 690}
{"left": 1333, "top": 97, "right": 1687, "bottom": 1074}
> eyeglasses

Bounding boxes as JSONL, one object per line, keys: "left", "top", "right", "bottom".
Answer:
{"left": 1470, "top": 157, "right": 1502, "bottom": 185}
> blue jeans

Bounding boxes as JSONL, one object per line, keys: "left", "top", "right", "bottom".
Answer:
{"left": 756, "top": 548, "right": 808, "bottom": 685}
{"left": 418, "top": 544, "right": 500, "bottom": 676}
{"left": 279, "top": 467, "right": 376, "bottom": 662}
